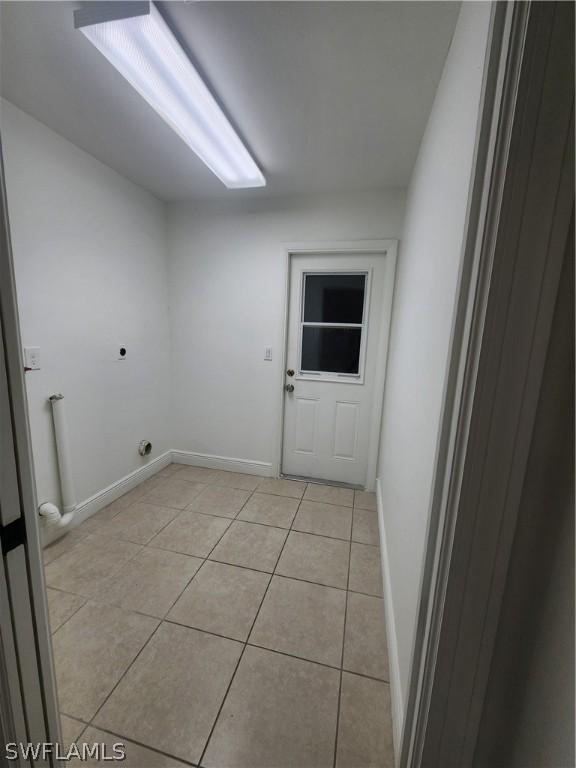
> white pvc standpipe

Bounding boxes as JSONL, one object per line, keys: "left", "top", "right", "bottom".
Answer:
{"left": 49, "top": 394, "right": 77, "bottom": 513}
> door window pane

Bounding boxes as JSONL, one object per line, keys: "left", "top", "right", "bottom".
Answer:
{"left": 301, "top": 327, "right": 361, "bottom": 374}
{"left": 303, "top": 274, "right": 366, "bottom": 324}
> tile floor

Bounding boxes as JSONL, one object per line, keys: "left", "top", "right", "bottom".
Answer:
{"left": 44, "top": 465, "right": 393, "bottom": 767}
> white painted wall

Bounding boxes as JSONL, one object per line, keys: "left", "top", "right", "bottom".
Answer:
{"left": 167, "top": 192, "right": 405, "bottom": 470}
{"left": 1, "top": 100, "right": 173, "bottom": 511}
{"left": 376, "top": 0, "right": 492, "bottom": 734}
{"left": 2, "top": 97, "right": 404, "bottom": 511}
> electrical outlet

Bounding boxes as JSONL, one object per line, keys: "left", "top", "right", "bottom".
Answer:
{"left": 24, "top": 347, "right": 41, "bottom": 370}
{"left": 264, "top": 346, "right": 273, "bottom": 361}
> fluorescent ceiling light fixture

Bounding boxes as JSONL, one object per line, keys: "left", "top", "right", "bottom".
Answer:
{"left": 75, "top": 2, "right": 265, "bottom": 189}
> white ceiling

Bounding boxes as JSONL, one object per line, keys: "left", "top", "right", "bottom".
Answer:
{"left": 0, "top": 1, "right": 459, "bottom": 201}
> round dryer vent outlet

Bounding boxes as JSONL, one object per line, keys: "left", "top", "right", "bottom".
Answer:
{"left": 138, "top": 440, "right": 152, "bottom": 456}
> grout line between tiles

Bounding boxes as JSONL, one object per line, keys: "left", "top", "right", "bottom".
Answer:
{"left": 217, "top": 510, "right": 376, "bottom": 545}
{"left": 42, "top": 532, "right": 92, "bottom": 567}
{"left": 49, "top": 597, "right": 88, "bottom": 636}
{"left": 86, "top": 618, "right": 165, "bottom": 729}
{"left": 333, "top": 503, "right": 354, "bottom": 768}
{"left": 242, "top": 642, "right": 336, "bottom": 675}
{"left": 66, "top": 470, "right": 357, "bottom": 524}
{"left": 50, "top": 470, "right": 387, "bottom": 766}
{"left": 138, "top": 486, "right": 261, "bottom": 621}
{"left": 49, "top": 523, "right": 382, "bottom": 618}
{"left": 57, "top": 711, "right": 87, "bottom": 726}
{"left": 77, "top": 479, "right": 266, "bottom": 766}
{"left": 158, "top": 615, "right": 389, "bottom": 685}
{"left": 144, "top": 507, "right": 379, "bottom": 546}
{"left": 193, "top": 540, "right": 382, "bottom": 596}
{"left": 45, "top": 584, "right": 86, "bottom": 598}
{"left": 74, "top": 722, "right": 88, "bottom": 747}
{"left": 92, "top": 502, "right": 189, "bottom": 552}
{"left": 158, "top": 491, "right": 253, "bottom": 620}
{"left": 58, "top": 714, "right": 89, "bottom": 753}
{"left": 76, "top": 723, "right": 200, "bottom": 767}
{"left": 52, "top": 477, "right": 373, "bottom": 557}
{"left": 341, "top": 667, "right": 391, "bottom": 686}
{"left": 197, "top": 489, "right": 300, "bottom": 767}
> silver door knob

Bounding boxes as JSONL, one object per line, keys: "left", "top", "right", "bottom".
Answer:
{"left": 284, "top": 384, "right": 295, "bottom": 393}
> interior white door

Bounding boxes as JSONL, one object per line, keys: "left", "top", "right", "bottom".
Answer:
{"left": 282, "top": 251, "right": 393, "bottom": 487}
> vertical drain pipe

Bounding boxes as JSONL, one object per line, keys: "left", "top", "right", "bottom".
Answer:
{"left": 39, "top": 393, "right": 77, "bottom": 527}
{"left": 50, "top": 394, "right": 76, "bottom": 513}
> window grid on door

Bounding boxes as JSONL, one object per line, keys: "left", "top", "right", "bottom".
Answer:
{"left": 297, "top": 270, "right": 370, "bottom": 383}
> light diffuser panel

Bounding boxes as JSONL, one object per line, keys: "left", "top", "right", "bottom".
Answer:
{"left": 77, "top": 2, "right": 265, "bottom": 189}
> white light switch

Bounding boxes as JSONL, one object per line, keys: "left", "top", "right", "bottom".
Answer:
{"left": 24, "top": 346, "right": 41, "bottom": 370}
{"left": 264, "top": 346, "right": 273, "bottom": 361}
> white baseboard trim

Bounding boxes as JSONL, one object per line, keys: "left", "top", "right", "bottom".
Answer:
{"left": 376, "top": 477, "right": 404, "bottom": 764}
{"left": 171, "top": 449, "right": 275, "bottom": 477}
{"left": 42, "top": 450, "right": 172, "bottom": 546}
{"left": 42, "top": 449, "right": 274, "bottom": 546}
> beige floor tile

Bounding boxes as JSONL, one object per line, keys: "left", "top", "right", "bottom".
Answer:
{"left": 75, "top": 516, "right": 110, "bottom": 536}
{"left": 168, "top": 561, "right": 269, "bottom": 641}
{"left": 292, "top": 500, "right": 353, "bottom": 540}
{"left": 343, "top": 592, "right": 388, "bottom": 680}
{"left": 95, "top": 547, "right": 202, "bottom": 618}
{"left": 143, "top": 477, "right": 206, "bottom": 509}
{"left": 74, "top": 727, "right": 188, "bottom": 766}
{"left": 94, "top": 502, "right": 180, "bottom": 544}
{"left": 45, "top": 535, "right": 142, "bottom": 598}
{"left": 250, "top": 576, "right": 346, "bottom": 667}
{"left": 352, "top": 508, "right": 380, "bottom": 545}
{"left": 155, "top": 463, "right": 183, "bottom": 478}
{"left": 150, "top": 510, "right": 231, "bottom": 557}
{"left": 349, "top": 543, "right": 383, "bottom": 597}
{"left": 76, "top": 503, "right": 125, "bottom": 534}
{"left": 187, "top": 485, "right": 251, "bottom": 518}
{"left": 47, "top": 588, "right": 86, "bottom": 633}
{"left": 303, "top": 483, "right": 354, "bottom": 507}
{"left": 60, "top": 714, "right": 85, "bottom": 748}
{"left": 209, "top": 521, "right": 287, "bottom": 572}
{"left": 237, "top": 492, "right": 298, "bottom": 529}
{"left": 94, "top": 622, "right": 243, "bottom": 764}
{"left": 89, "top": 499, "right": 128, "bottom": 522}
{"left": 96, "top": 496, "right": 134, "bottom": 520}
{"left": 203, "top": 646, "right": 339, "bottom": 768}
{"left": 102, "top": 476, "right": 165, "bottom": 516}
{"left": 256, "top": 478, "right": 306, "bottom": 499}
{"left": 276, "top": 531, "right": 350, "bottom": 589}
{"left": 43, "top": 530, "right": 88, "bottom": 566}
{"left": 53, "top": 601, "right": 158, "bottom": 721}
{"left": 354, "top": 490, "right": 377, "bottom": 511}
{"left": 336, "top": 673, "right": 394, "bottom": 767}
{"left": 210, "top": 470, "right": 261, "bottom": 491}
{"left": 176, "top": 465, "right": 220, "bottom": 484}
{"left": 133, "top": 474, "right": 165, "bottom": 495}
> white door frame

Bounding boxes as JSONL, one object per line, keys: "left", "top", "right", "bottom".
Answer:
{"left": 402, "top": 2, "right": 574, "bottom": 765}
{"left": 0, "top": 137, "right": 62, "bottom": 762}
{"left": 276, "top": 240, "right": 397, "bottom": 490}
